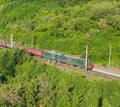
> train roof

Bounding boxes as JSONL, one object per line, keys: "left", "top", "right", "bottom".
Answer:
{"left": 44, "top": 50, "right": 63, "bottom": 55}
{"left": 27, "top": 47, "right": 43, "bottom": 51}
{"left": 44, "top": 50, "right": 86, "bottom": 60}
{"left": 64, "top": 54, "right": 85, "bottom": 59}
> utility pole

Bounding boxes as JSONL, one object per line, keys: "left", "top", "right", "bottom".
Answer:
{"left": 10, "top": 34, "right": 13, "bottom": 48}
{"left": 52, "top": 50, "right": 55, "bottom": 65}
{"left": 108, "top": 45, "right": 112, "bottom": 71}
{"left": 85, "top": 45, "right": 88, "bottom": 73}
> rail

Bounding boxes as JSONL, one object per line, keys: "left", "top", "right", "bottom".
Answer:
{"left": 92, "top": 68, "right": 120, "bottom": 78}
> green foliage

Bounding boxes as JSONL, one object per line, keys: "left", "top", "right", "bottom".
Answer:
{"left": 0, "top": 49, "right": 120, "bottom": 106}
{"left": 0, "top": 0, "right": 120, "bottom": 106}
{"left": 0, "top": 48, "right": 31, "bottom": 83}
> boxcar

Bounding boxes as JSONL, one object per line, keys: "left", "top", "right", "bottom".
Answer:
{"left": 0, "top": 40, "right": 7, "bottom": 47}
{"left": 26, "top": 48, "right": 43, "bottom": 57}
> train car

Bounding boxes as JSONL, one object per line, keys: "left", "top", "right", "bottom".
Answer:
{"left": 43, "top": 51, "right": 57, "bottom": 60}
{"left": 43, "top": 51, "right": 54, "bottom": 59}
{"left": 26, "top": 48, "right": 43, "bottom": 57}
{"left": 60, "top": 55, "right": 67, "bottom": 63}
{"left": 56, "top": 53, "right": 63, "bottom": 62}
{"left": 15, "top": 44, "right": 24, "bottom": 50}
{"left": 43, "top": 51, "right": 69, "bottom": 64}
{"left": 43, "top": 50, "right": 64, "bottom": 62}
{"left": 63, "top": 55, "right": 93, "bottom": 70}
{"left": 67, "top": 55, "right": 85, "bottom": 68}
{"left": 0, "top": 40, "right": 7, "bottom": 47}
{"left": 0, "top": 40, "right": 14, "bottom": 48}
{"left": 6, "top": 42, "right": 12, "bottom": 48}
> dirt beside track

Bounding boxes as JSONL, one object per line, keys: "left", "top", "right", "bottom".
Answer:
{"left": 94, "top": 64, "right": 120, "bottom": 75}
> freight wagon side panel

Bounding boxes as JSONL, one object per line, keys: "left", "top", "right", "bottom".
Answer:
{"left": 0, "top": 41, "right": 7, "bottom": 47}
{"left": 44, "top": 51, "right": 62, "bottom": 61}
{"left": 61, "top": 55, "right": 68, "bottom": 63}
{"left": 43, "top": 52, "right": 54, "bottom": 60}
{"left": 26, "top": 48, "right": 43, "bottom": 57}
{"left": 56, "top": 54, "right": 62, "bottom": 62}
{"left": 71, "top": 58, "right": 85, "bottom": 68}
{"left": 66, "top": 57, "right": 72, "bottom": 65}
{"left": 6, "top": 43, "right": 12, "bottom": 48}
{"left": 32, "top": 50, "right": 43, "bottom": 56}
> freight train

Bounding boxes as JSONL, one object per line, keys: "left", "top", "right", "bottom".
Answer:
{"left": 0, "top": 40, "right": 93, "bottom": 70}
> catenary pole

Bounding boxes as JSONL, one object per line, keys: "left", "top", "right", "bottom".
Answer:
{"left": 52, "top": 50, "right": 55, "bottom": 65}
{"left": 85, "top": 45, "right": 88, "bottom": 73}
{"left": 108, "top": 45, "right": 112, "bottom": 71}
{"left": 10, "top": 34, "right": 13, "bottom": 48}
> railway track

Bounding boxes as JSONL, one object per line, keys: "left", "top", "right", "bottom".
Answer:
{"left": 35, "top": 56, "right": 120, "bottom": 79}
{"left": 92, "top": 68, "right": 120, "bottom": 78}
{"left": 0, "top": 40, "right": 120, "bottom": 79}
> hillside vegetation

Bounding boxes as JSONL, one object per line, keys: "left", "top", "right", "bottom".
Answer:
{"left": 0, "top": 48, "right": 120, "bottom": 107}
{"left": 0, "top": 0, "right": 120, "bottom": 106}
{"left": 0, "top": 0, "right": 120, "bottom": 68}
